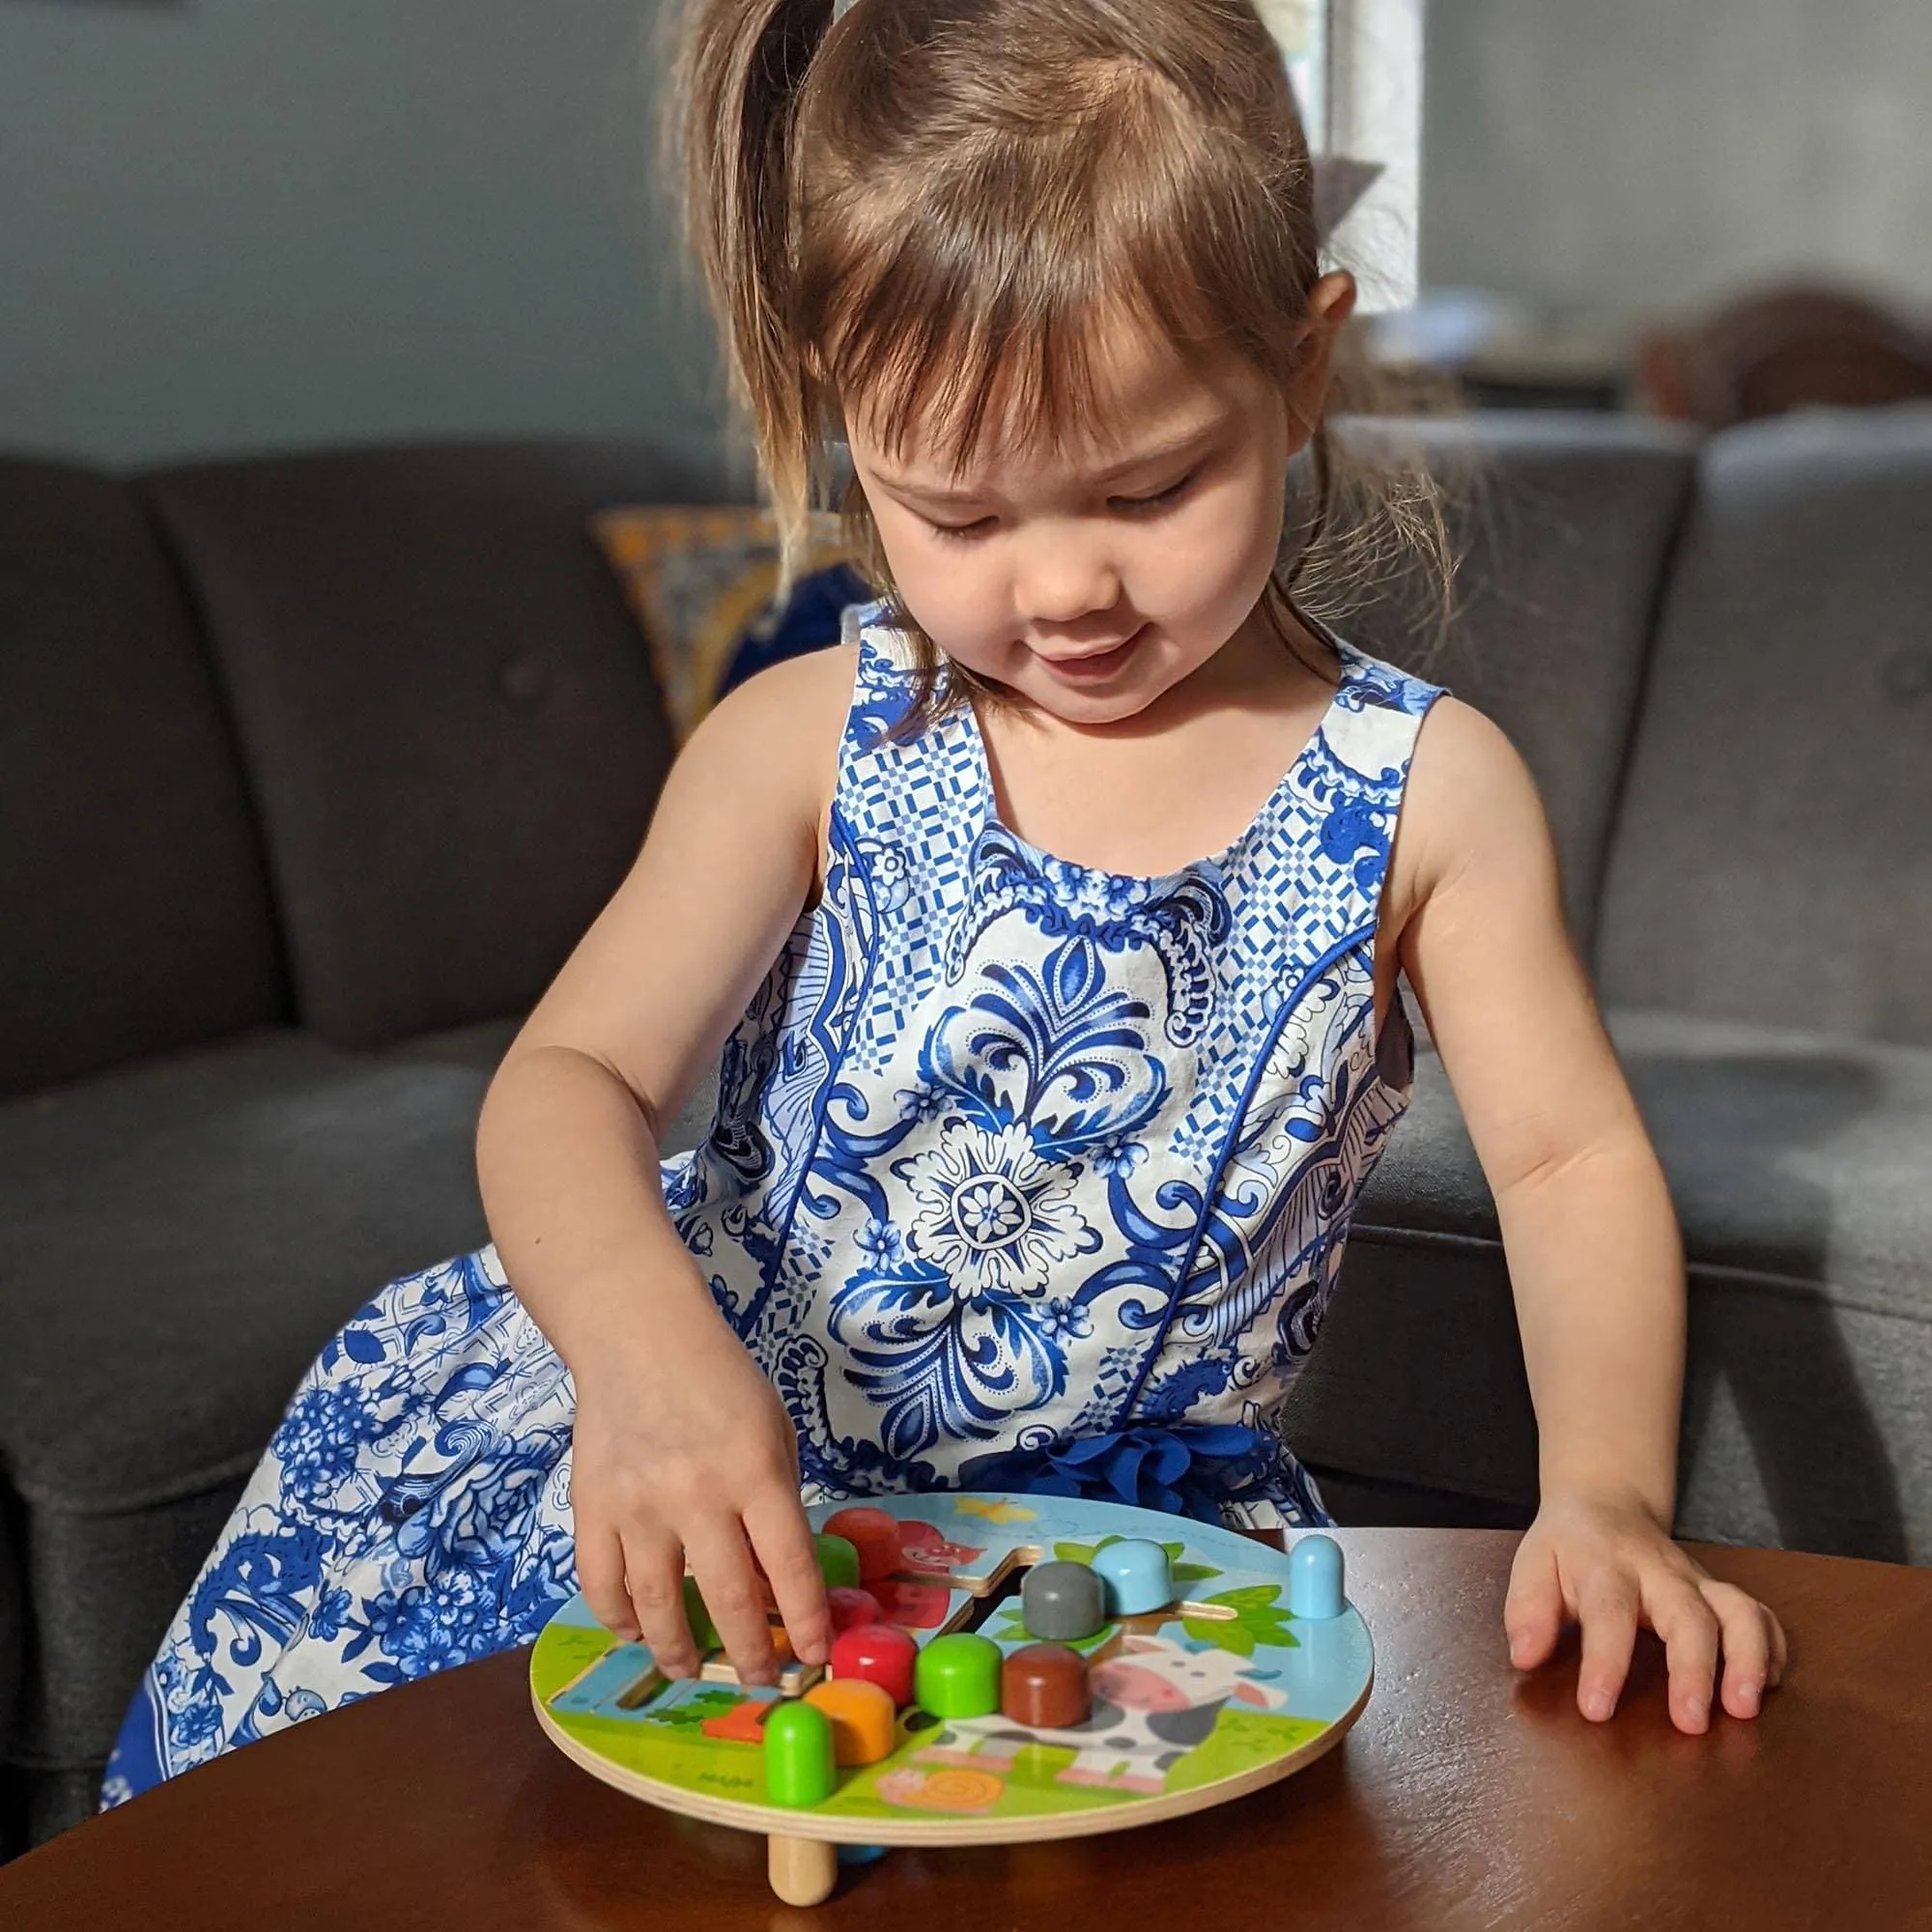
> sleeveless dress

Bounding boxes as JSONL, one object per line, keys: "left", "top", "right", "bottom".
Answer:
{"left": 103, "top": 602, "right": 1443, "bottom": 1804}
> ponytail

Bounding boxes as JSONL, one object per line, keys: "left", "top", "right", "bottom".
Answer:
{"left": 667, "top": 0, "right": 836, "bottom": 596}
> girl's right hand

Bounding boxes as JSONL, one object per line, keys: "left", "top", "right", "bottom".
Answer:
{"left": 567, "top": 1304, "right": 831, "bottom": 1687}
{"left": 474, "top": 653, "right": 857, "bottom": 1688}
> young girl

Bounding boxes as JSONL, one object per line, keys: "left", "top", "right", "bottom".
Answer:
{"left": 106, "top": 0, "right": 1783, "bottom": 1804}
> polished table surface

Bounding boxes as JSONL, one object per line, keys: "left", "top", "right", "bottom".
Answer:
{"left": 5, "top": 1530, "right": 1928, "bottom": 1930}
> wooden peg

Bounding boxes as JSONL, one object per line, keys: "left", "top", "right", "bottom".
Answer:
{"left": 768, "top": 1834, "right": 838, "bottom": 1907}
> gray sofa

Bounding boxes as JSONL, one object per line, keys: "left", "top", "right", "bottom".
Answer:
{"left": 1287, "top": 407, "right": 1932, "bottom": 1568}
{"left": 2, "top": 409, "right": 1927, "bottom": 1852}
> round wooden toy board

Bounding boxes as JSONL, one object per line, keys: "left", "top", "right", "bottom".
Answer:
{"left": 531, "top": 1492, "right": 1372, "bottom": 1903}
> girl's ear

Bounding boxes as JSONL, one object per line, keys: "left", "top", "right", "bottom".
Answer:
{"left": 1304, "top": 270, "right": 1359, "bottom": 338}
{"left": 1286, "top": 271, "right": 1359, "bottom": 441}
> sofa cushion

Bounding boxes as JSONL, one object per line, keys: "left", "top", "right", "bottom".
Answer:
{"left": 0, "top": 1016, "right": 722, "bottom": 1823}
{"left": 1336, "top": 414, "right": 1700, "bottom": 951}
{"left": 0, "top": 459, "right": 282, "bottom": 1098}
{"left": 1596, "top": 406, "right": 1932, "bottom": 1045}
{"left": 0, "top": 1510, "right": 20, "bottom": 1849}
{"left": 140, "top": 440, "right": 727, "bottom": 1050}
{"left": 0, "top": 1022, "right": 520, "bottom": 1514}
{"left": 0, "top": 1020, "right": 510, "bottom": 1790}
{"left": 1284, "top": 1010, "right": 1932, "bottom": 1565}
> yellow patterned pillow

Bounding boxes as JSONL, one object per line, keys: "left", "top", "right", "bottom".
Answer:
{"left": 593, "top": 505, "right": 861, "bottom": 742}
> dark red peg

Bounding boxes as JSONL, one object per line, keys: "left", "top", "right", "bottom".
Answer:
{"left": 822, "top": 1507, "right": 903, "bottom": 1584}
{"left": 1000, "top": 1642, "right": 1091, "bottom": 1729}
{"left": 827, "top": 1586, "right": 883, "bottom": 1634}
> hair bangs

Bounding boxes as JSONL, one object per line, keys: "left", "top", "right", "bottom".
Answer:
{"left": 806, "top": 62, "right": 1251, "bottom": 485}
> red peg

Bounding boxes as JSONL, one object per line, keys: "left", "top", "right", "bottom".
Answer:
{"left": 827, "top": 1586, "right": 883, "bottom": 1634}
{"left": 822, "top": 1507, "right": 903, "bottom": 1585}
{"left": 829, "top": 1621, "right": 919, "bottom": 1708}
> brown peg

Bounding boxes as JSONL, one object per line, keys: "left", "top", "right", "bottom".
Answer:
{"left": 1000, "top": 1642, "right": 1092, "bottom": 1729}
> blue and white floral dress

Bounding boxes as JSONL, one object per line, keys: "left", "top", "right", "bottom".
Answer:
{"left": 104, "top": 603, "right": 1443, "bottom": 1802}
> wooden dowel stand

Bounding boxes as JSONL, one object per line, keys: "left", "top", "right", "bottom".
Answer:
{"left": 768, "top": 1833, "right": 838, "bottom": 1906}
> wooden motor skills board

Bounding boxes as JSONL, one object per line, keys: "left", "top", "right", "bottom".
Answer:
{"left": 531, "top": 1492, "right": 1373, "bottom": 1904}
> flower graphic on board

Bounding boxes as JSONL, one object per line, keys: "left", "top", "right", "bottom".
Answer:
{"left": 898, "top": 1121, "right": 1096, "bottom": 1300}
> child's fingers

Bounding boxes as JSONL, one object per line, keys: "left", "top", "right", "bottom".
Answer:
{"left": 744, "top": 1490, "right": 832, "bottom": 1666}
{"left": 683, "top": 1520, "right": 781, "bottom": 1689}
{"left": 1646, "top": 1573, "right": 1721, "bottom": 1733}
{"left": 1699, "top": 1580, "right": 1779, "bottom": 1720}
{"left": 577, "top": 1522, "right": 640, "bottom": 1642}
{"left": 1503, "top": 1543, "right": 1563, "bottom": 1669}
{"left": 1575, "top": 1570, "right": 1639, "bottom": 1721}
{"left": 619, "top": 1526, "right": 701, "bottom": 1677}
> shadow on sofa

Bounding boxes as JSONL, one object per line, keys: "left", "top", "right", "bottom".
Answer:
{"left": 1293, "top": 1029, "right": 1917, "bottom": 1567}
{"left": 3, "top": 407, "right": 1928, "bottom": 1850}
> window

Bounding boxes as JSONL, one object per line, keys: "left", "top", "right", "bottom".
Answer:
{"left": 1258, "top": 0, "right": 1424, "bottom": 312}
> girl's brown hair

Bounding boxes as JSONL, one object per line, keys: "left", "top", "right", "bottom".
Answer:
{"left": 662, "top": 0, "right": 1452, "bottom": 713}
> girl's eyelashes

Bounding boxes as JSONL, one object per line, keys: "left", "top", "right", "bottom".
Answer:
{"left": 926, "top": 514, "right": 996, "bottom": 544}
{"left": 1119, "top": 470, "right": 1199, "bottom": 514}
{"left": 924, "top": 470, "right": 1199, "bottom": 542}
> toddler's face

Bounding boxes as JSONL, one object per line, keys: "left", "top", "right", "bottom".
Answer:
{"left": 843, "top": 296, "right": 1334, "bottom": 724}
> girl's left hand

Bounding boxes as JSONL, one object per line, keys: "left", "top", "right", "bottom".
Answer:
{"left": 1505, "top": 1488, "right": 1789, "bottom": 1734}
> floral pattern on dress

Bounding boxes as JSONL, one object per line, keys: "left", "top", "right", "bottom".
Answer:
{"left": 104, "top": 1253, "right": 578, "bottom": 1799}
{"left": 105, "top": 603, "right": 1442, "bottom": 1804}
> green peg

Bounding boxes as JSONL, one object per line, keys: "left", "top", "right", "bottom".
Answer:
{"left": 682, "top": 1575, "right": 718, "bottom": 1652}
{"left": 764, "top": 1698, "right": 838, "bottom": 1806}
{"left": 814, "top": 1532, "right": 861, "bottom": 1591}
{"left": 914, "top": 1631, "right": 1003, "bottom": 1719}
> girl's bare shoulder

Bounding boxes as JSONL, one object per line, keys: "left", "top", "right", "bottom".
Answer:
{"left": 1389, "top": 695, "right": 1556, "bottom": 918}
{"left": 683, "top": 641, "right": 858, "bottom": 784}
{"left": 677, "top": 641, "right": 860, "bottom": 860}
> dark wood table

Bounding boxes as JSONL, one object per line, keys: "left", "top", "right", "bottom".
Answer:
{"left": 5, "top": 1530, "right": 1928, "bottom": 1930}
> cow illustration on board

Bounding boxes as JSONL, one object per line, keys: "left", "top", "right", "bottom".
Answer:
{"left": 913, "top": 1633, "right": 1289, "bottom": 1795}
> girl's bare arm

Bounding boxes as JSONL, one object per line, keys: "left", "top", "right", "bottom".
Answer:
{"left": 475, "top": 645, "right": 855, "bottom": 1684}
{"left": 1390, "top": 697, "right": 1785, "bottom": 1733}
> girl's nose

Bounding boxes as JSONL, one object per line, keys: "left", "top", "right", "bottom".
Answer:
{"left": 1012, "top": 529, "right": 1122, "bottom": 627}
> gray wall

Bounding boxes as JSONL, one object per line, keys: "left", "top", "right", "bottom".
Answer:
{"left": 1423, "top": 0, "right": 1932, "bottom": 325}
{"left": 7, "top": 0, "right": 1926, "bottom": 467}
{"left": 0, "top": 0, "right": 734, "bottom": 473}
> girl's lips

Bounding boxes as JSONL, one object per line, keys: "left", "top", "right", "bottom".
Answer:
{"left": 1036, "top": 624, "right": 1147, "bottom": 680}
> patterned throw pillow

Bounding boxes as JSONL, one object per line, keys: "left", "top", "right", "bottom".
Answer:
{"left": 593, "top": 505, "right": 872, "bottom": 742}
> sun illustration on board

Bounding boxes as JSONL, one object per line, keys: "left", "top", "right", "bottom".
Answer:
{"left": 953, "top": 1497, "right": 1038, "bottom": 1525}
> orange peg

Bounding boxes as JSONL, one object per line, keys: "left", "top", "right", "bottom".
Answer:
{"left": 804, "top": 1677, "right": 897, "bottom": 1766}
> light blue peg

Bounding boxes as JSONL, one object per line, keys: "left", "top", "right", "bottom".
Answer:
{"left": 1288, "top": 1533, "right": 1346, "bottom": 1620}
